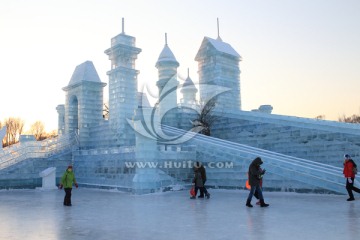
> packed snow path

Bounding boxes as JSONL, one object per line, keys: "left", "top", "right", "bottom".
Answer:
{"left": 0, "top": 189, "right": 359, "bottom": 240}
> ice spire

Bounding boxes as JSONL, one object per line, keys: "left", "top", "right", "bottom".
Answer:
{"left": 122, "top": 17, "right": 125, "bottom": 34}
{"left": 217, "top": 18, "right": 222, "bottom": 41}
{"left": 183, "top": 68, "right": 195, "bottom": 87}
{"left": 181, "top": 67, "right": 197, "bottom": 105}
{"left": 156, "top": 33, "right": 178, "bottom": 65}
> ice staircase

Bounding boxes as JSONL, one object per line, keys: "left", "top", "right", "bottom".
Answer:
{"left": 162, "top": 125, "right": 354, "bottom": 194}
{"left": 0, "top": 133, "right": 76, "bottom": 171}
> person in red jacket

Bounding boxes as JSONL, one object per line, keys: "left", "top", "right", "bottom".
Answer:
{"left": 343, "top": 154, "right": 360, "bottom": 201}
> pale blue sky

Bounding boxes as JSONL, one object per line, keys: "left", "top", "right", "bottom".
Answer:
{"left": 1, "top": 0, "right": 360, "bottom": 131}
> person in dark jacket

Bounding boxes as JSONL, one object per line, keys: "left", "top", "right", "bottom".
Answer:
{"left": 195, "top": 162, "right": 210, "bottom": 199}
{"left": 190, "top": 168, "right": 204, "bottom": 199}
{"left": 246, "top": 157, "right": 269, "bottom": 207}
{"left": 343, "top": 154, "right": 360, "bottom": 201}
{"left": 190, "top": 168, "right": 205, "bottom": 199}
{"left": 59, "top": 165, "right": 78, "bottom": 206}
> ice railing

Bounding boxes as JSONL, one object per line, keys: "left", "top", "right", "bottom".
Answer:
{"left": 74, "top": 146, "right": 135, "bottom": 156}
{"left": 0, "top": 133, "right": 75, "bottom": 170}
{"left": 162, "top": 125, "right": 353, "bottom": 194}
{"left": 215, "top": 110, "right": 360, "bottom": 135}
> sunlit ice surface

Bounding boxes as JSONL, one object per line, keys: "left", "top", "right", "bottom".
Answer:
{"left": 0, "top": 188, "right": 359, "bottom": 240}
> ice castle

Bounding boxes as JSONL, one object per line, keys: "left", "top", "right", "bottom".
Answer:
{"left": 1, "top": 19, "right": 360, "bottom": 194}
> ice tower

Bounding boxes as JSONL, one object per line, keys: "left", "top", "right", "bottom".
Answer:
{"left": 195, "top": 20, "right": 241, "bottom": 110}
{"left": 180, "top": 69, "right": 197, "bottom": 106}
{"left": 155, "top": 33, "right": 179, "bottom": 126}
{"left": 62, "top": 61, "right": 106, "bottom": 145}
{"left": 105, "top": 19, "right": 142, "bottom": 146}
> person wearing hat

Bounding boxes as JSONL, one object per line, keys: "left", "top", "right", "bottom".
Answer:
{"left": 246, "top": 157, "right": 269, "bottom": 207}
{"left": 59, "top": 165, "right": 78, "bottom": 206}
{"left": 343, "top": 154, "right": 360, "bottom": 201}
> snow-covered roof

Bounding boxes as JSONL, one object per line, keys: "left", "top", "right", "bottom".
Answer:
{"left": 195, "top": 37, "right": 240, "bottom": 60}
{"left": 183, "top": 75, "right": 195, "bottom": 87}
{"left": 181, "top": 75, "right": 198, "bottom": 94}
{"left": 68, "top": 61, "right": 102, "bottom": 86}
{"left": 156, "top": 44, "right": 179, "bottom": 66}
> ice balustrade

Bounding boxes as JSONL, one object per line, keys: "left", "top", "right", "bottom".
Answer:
{"left": 217, "top": 110, "right": 360, "bottom": 134}
{"left": 74, "top": 146, "right": 135, "bottom": 156}
{"left": 162, "top": 125, "right": 353, "bottom": 194}
{"left": 157, "top": 145, "right": 196, "bottom": 152}
{"left": 0, "top": 133, "right": 75, "bottom": 170}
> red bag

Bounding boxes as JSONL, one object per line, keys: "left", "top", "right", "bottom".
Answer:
{"left": 245, "top": 180, "right": 251, "bottom": 190}
{"left": 190, "top": 186, "right": 196, "bottom": 197}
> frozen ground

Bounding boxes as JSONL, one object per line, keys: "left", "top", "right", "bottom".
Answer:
{"left": 0, "top": 188, "right": 359, "bottom": 240}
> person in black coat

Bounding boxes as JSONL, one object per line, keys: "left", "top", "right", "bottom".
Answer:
{"left": 195, "top": 162, "right": 210, "bottom": 199}
{"left": 246, "top": 157, "right": 269, "bottom": 207}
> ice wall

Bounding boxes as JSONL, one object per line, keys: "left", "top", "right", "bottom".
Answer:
{"left": 211, "top": 110, "right": 360, "bottom": 167}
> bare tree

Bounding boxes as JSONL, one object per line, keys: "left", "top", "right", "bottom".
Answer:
{"left": 103, "top": 103, "right": 109, "bottom": 119}
{"left": 338, "top": 114, "right": 360, "bottom": 123}
{"left": 192, "top": 98, "right": 218, "bottom": 136}
{"left": 315, "top": 115, "right": 325, "bottom": 120}
{"left": 0, "top": 121, "right": 3, "bottom": 147}
{"left": 4, "top": 117, "right": 25, "bottom": 146}
{"left": 30, "top": 121, "right": 45, "bottom": 140}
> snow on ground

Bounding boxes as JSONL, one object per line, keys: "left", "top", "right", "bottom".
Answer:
{"left": 0, "top": 188, "right": 359, "bottom": 240}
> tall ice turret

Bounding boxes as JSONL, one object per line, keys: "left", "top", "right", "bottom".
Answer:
{"left": 180, "top": 68, "right": 197, "bottom": 106}
{"left": 195, "top": 19, "right": 241, "bottom": 110}
{"left": 105, "top": 18, "right": 142, "bottom": 146}
{"left": 155, "top": 33, "right": 179, "bottom": 126}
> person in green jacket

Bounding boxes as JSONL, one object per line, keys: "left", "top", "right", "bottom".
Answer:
{"left": 59, "top": 165, "right": 78, "bottom": 206}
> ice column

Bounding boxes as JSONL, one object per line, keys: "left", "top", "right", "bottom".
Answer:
{"left": 132, "top": 107, "right": 162, "bottom": 194}
{"left": 56, "top": 105, "right": 65, "bottom": 135}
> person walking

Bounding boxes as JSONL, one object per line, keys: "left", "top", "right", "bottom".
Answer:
{"left": 195, "top": 162, "right": 210, "bottom": 199}
{"left": 254, "top": 166, "right": 264, "bottom": 205}
{"left": 246, "top": 157, "right": 269, "bottom": 208}
{"left": 190, "top": 168, "right": 205, "bottom": 199}
{"left": 343, "top": 154, "right": 360, "bottom": 201}
{"left": 59, "top": 165, "right": 78, "bottom": 206}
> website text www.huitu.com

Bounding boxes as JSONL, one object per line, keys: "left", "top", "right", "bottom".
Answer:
{"left": 124, "top": 161, "right": 234, "bottom": 169}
